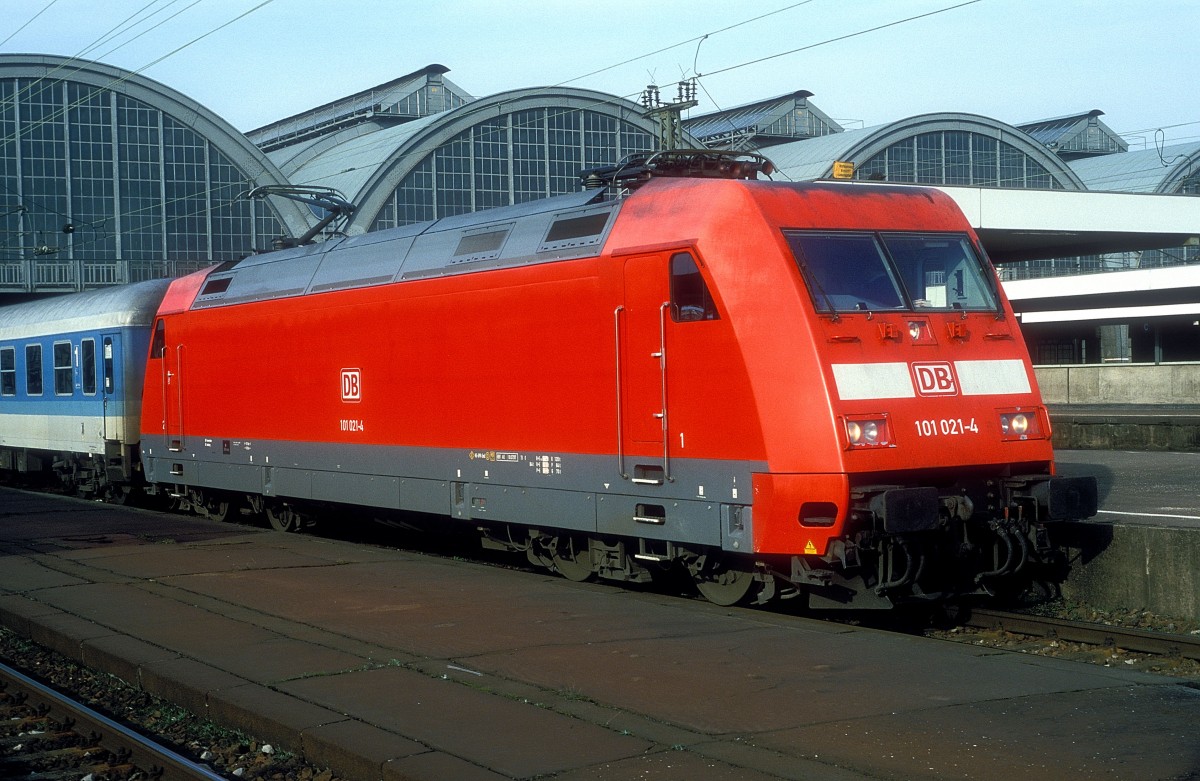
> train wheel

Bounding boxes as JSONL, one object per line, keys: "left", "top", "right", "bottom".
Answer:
{"left": 205, "top": 497, "right": 231, "bottom": 523}
{"left": 266, "top": 503, "right": 303, "bottom": 533}
{"left": 550, "top": 535, "right": 595, "bottom": 582}
{"left": 190, "top": 489, "right": 230, "bottom": 522}
{"left": 689, "top": 556, "right": 756, "bottom": 606}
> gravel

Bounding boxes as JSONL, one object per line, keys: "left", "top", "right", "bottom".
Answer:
{"left": 924, "top": 599, "right": 1200, "bottom": 681}
{"left": 0, "top": 628, "right": 346, "bottom": 781}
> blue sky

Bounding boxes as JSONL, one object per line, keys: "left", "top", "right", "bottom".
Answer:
{"left": 6, "top": 0, "right": 1197, "bottom": 149}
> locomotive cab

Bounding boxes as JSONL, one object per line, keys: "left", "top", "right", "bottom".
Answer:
{"left": 596, "top": 159, "right": 1098, "bottom": 608}
{"left": 743, "top": 185, "right": 1098, "bottom": 607}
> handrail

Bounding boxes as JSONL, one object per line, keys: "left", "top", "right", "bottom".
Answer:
{"left": 613, "top": 305, "right": 628, "bottom": 479}
{"left": 657, "top": 302, "right": 673, "bottom": 483}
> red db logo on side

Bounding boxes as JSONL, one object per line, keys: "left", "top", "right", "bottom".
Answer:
{"left": 341, "top": 369, "right": 361, "bottom": 402}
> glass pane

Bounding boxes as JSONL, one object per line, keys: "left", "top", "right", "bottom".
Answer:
{"left": 54, "top": 341, "right": 73, "bottom": 395}
{"left": 103, "top": 337, "right": 115, "bottom": 393}
{"left": 670, "top": 253, "right": 719, "bottom": 321}
{"left": 82, "top": 339, "right": 96, "bottom": 394}
{"left": 881, "top": 233, "right": 998, "bottom": 310}
{"left": 26, "top": 344, "right": 42, "bottom": 395}
{"left": 786, "top": 231, "right": 998, "bottom": 313}
{"left": 0, "top": 347, "right": 14, "bottom": 396}
{"left": 786, "top": 232, "right": 904, "bottom": 312}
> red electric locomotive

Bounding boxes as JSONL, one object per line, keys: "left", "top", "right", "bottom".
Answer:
{"left": 139, "top": 151, "right": 1096, "bottom": 607}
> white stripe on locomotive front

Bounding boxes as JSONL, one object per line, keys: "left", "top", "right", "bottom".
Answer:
{"left": 954, "top": 359, "right": 1031, "bottom": 395}
{"left": 831, "top": 359, "right": 1032, "bottom": 400}
{"left": 830, "top": 362, "right": 916, "bottom": 401}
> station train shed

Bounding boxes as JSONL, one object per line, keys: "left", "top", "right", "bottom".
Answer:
{"left": 2, "top": 56, "right": 1199, "bottom": 391}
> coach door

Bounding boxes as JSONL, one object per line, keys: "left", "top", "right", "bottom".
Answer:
{"left": 99, "top": 333, "right": 118, "bottom": 440}
{"left": 617, "top": 254, "right": 672, "bottom": 483}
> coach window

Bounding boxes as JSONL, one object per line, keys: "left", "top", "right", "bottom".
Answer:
{"left": 25, "top": 344, "right": 42, "bottom": 396}
{"left": 1, "top": 347, "right": 14, "bottom": 396}
{"left": 670, "top": 252, "right": 719, "bottom": 322}
{"left": 54, "top": 341, "right": 74, "bottom": 395}
{"left": 81, "top": 339, "right": 97, "bottom": 395}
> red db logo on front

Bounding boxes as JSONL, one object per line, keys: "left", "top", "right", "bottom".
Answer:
{"left": 912, "top": 362, "right": 957, "bottom": 396}
{"left": 341, "top": 369, "right": 361, "bottom": 402}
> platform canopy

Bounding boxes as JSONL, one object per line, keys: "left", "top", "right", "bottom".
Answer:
{"left": 934, "top": 186, "right": 1200, "bottom": 263}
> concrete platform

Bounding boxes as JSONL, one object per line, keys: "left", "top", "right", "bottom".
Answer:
{"left": 1049, "top": 404, "right": 1200, "bottom": 451}
{"left": 1054, "top": 450, "right": 1200, "bottom": 619}
{"left": 1, "top": 488, "right": 1198, "bottom": 781}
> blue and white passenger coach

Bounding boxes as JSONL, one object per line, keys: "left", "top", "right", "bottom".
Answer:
{"left": 0, "top": 279, "right": 169, "bottom": 496}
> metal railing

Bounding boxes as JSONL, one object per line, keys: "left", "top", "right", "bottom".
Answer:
{"left": 997, "top": 247, "right": 1200, "bottom": 281}
{"left": 0, "top": 259, "right": 221, "bottom": 293}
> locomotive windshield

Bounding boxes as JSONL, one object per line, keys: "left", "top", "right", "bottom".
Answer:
{"left": 785, "top": 231, "right": 999, "bottom": 313}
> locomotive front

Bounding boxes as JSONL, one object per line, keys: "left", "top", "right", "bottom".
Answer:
{"left": 732, "top": 182, "right": 1098, "bottom": 608}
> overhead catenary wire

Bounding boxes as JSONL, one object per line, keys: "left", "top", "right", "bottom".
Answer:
{"left": 551, "top": 1, "right": 814, "bottom": 90}
{"left": 228, "top": 1, "right": 1001, "bottom": 197}
{"left": 0, "top": 0, "right": 62, "bottom": 50}
{"left": 0, "top": 0, "right": 285, "bottom": 258}
{"left": 2, "top": 0, "right": 203, "bottom": 119}
{"left": 0, "top": 0, "right": 280, "bottom": 153}
{"left": 4, "top": 0, "right": 1194, "bottom": 261}
{"left": 0, "top": 0, "right": 1066, "bottom": 206}
{"left": 12, "top": 0, "right": 990, "bottom": 184}
{"left": 698, "top": 0, "right": 981, "bottom": 80}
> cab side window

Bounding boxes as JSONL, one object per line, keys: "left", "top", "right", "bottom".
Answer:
{"left": 670, "top": 252, "right": 719, "bottom": 322}
{"left": 151, "top": 319, "right": 165, "bottom": 359}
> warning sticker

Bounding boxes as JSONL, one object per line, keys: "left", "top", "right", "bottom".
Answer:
{"left": 804, "top": 540, "right": 818, "bottom": 554}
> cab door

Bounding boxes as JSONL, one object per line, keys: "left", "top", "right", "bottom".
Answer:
{"left": 152, "top": 319, "right": 185, "bottom": 452}
{"left": 618, "top": 254, "right": 672, "bottom": 482}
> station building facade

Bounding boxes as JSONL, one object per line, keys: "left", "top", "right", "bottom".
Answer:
{"left": 246, "top": 66, "right": 662, "bottom": 234}
{"left": 0, "top": 54, "right": 313, "bottom": 302}
{"left": 3, "top": 55, "right": 1198, "bottom": 367}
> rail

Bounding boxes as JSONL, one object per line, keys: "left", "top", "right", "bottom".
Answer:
{"left": 965, "top": 608, "right": 1200, "bottom": 661}
{"left": 0, "top": 659, "right": 229, "bottom": 780}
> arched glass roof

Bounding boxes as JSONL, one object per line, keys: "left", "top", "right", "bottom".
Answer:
{"left": 1069, "top": 141, "right": 1200, "bottom": 194}
{"left": 0, "top": 54, "right": 309, "bottom": 294}
{"left": 766, "top": 112, "right": 1084, "bottom": 190}
{"left": 248, "top": 64, "right": 470, "bottom": 152}
{"left": 276, "top": 87, "right": 668, "bottom": 232}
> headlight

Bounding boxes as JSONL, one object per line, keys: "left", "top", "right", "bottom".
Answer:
{"left": 847, "top": 421, "right": 863, "bottom": 442}
{"left": 1001, "top": 413, "right": 1028, "bottom": 435}
{"left": 998, "top": 408, "right": 1044, "bottom": 441}
{"left": 845, "top": 416, "right": 891, "bottom": 448}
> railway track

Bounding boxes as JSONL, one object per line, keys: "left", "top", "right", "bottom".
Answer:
{"left": 0, "top": 660, "right": 229, "bottom": 781}
{"left": 965, "top": 608, "right": 1200, "bottom": 662}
